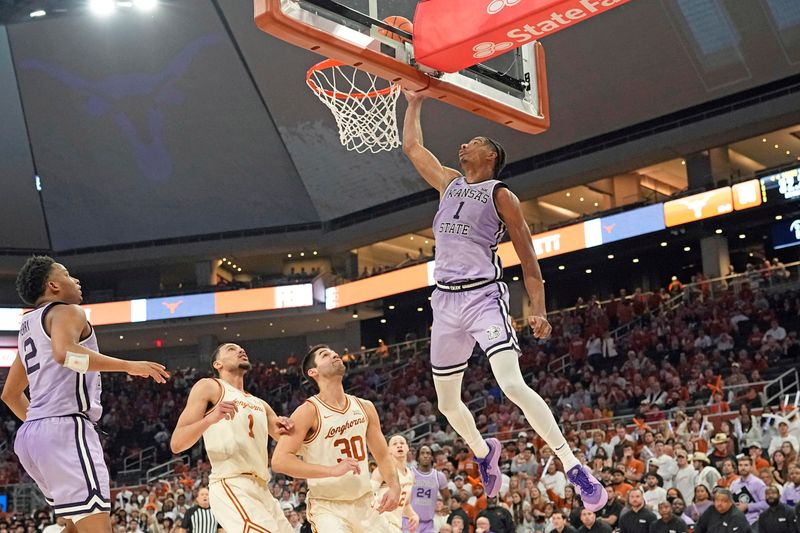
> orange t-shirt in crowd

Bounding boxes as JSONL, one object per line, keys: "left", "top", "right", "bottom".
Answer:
{"left": 614, "top": 482, "right": 634, "bottom": 500}
{"left": 624, "top": 457, "right": 645, "bottom": 481}
{"left": 716, "top": 473, "right": 739, "bottom": 488}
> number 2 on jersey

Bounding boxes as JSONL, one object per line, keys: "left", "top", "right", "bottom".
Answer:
{"left": 23, "top": 338, "right": 39, "bottom": 375}
{"left": 453, "top": 201, "right": 465, "bottom": 220}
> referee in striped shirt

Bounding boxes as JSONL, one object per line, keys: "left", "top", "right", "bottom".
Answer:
{"left": 179, "top": 487, "right": 221, "bottom": 533}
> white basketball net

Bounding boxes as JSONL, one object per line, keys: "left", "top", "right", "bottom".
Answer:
{"left": 307, "top": 61, "right": 401, "bottom": 154}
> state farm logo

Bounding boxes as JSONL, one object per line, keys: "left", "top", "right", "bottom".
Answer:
{"left": 487, "top": 0, "right": 520, "bottom": 15}
{"left": 472, "top": 41, "right": 513, "bottom": 59}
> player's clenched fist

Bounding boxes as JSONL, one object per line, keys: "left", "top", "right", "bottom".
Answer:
{"left": 329, "top": 457, "right": 361, "bottom": 477}
{"left": 528, "top": 315, "right": 552, "bottom": 339}
{"left": 206, "top": 400, "right": 238, "bottom": 424}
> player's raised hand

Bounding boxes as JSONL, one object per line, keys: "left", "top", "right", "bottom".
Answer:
{"left": 528, "top": 315, "right": 552, "bottom": 339}
{"left": 375, "top": 483, "right": 400, "bottom": 513}
{"left": 206, "top": 401, "right": 238, "bottom": 424}
{"left": 402, "top": 88, "right": 425, "bottom": 103}
{"left": 329, "top": 458, "right": 361, "bottom": 477}
{"left": 125, "top": 361, "right": 170, "bottom": 383}
{"left": 275, "top": 416, "right": 294, "bottom": 435}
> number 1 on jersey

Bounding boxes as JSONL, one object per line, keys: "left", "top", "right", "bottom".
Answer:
{"left": 247, "top": 414, "right": 255, "bottom": 439}
{"left": 453, "top": 201, "right": 465, "bottom": 220}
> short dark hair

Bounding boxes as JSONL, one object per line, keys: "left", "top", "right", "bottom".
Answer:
{"left": 416, "top": 445, "right": 432, "bottom": 461}
{"left": 551, "top": 511, "right": 565, "bottom": 519}
{"left": 302, "top": 344, "right": 329, "bottom": 381}
{"left": 482, "top": 137, "right": 506, "bottom": 179}
{"left": 15, "top": 255, "right": 55, "bottom": 305}
{"left": 737, "top": 455, "right": 752, "bottom": 465}
{"left": 210, "top": 344, "right": 228, "bottom": 374}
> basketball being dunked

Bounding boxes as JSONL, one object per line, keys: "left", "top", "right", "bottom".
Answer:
{"left": 402, "top": 89, "right": 608, "bottom": 512}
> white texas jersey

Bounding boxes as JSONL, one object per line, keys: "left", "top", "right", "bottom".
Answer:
{"left": 378, "top": 466, "right": 415, "bottom": 529}
{"left": 300, "top": 394, "right": 372, "bottom": 501}
{"left": 202, "top": 379, "right": 270, "bottom": 483}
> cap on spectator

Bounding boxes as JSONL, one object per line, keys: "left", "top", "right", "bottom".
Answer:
{"left": 280, "top": 502, "right": 294, "bottom": 513}
{"left": 692, "top": 452, "right": 711, "bottom": 465}
{"left": 611, "top": 468, "right": 625, "bottom": 475}
{"left": 747, "top": 441, "right": 762, "bottom": 449}
{"left": 711, "top": 433, "right": 729, "bottom": 445}
{"left": 525, "top": 443, "right": 534, "bottom": 450}
{"left": 518, "top": 432, "right": 528, "bottom": 439}
{"left": 647, "top": 472, "right": 664, "bottom": 487}
{"left": 430, "top": 444, "right": 442, "bottom": 452}
{"left": 454, "top": 475, "right": 465, "bottom": 481}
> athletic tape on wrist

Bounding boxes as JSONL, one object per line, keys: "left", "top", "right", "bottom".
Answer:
{"left": 64, "top": 351, "right": 90, "bottom": 374}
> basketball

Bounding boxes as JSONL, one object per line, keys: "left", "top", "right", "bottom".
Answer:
{"left": 379, "top": 15, "right": 413, "bottom": 44}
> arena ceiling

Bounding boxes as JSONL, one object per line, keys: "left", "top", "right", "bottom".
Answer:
{"left": 1, "top": 0, "right": 800, "bottom": 254}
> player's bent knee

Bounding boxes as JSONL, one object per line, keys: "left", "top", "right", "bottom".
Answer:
{"left": 496, "top": 377, "right": 530, "bottom": 403}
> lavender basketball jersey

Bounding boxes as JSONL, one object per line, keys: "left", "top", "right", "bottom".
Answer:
{"left": 433, "top": 177, "right": 507, "bottom": 283}
{"left": 19, "top": 303, "right": 102, "bottom": 422}
{"left": 409, "top": 467, "right": 447, "bottom": 521}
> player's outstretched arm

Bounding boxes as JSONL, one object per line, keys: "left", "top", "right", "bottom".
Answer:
{"left": 362, "top": 399, "right": 400, "bottom": 513}
{"left": 1, "top": 356, "right": 30, "bottom": 421}
{"left": 495, "top": 187, "right": 552, "bottom": 339}
{"left": 272, "top": 402, "right": 361, "bottom": 479}
{"left": 171, "top": 378, "right": 238, "bottom": 453}
{"left": 402, "top": 90, "right": 460, "bottom": 193}
{"left": 49, "top": 304, "right": 170, "bottom": 382}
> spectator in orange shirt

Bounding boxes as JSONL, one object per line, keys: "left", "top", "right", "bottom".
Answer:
{"left": 748, "top": 443, "right": 770, "bottom": 472}
{"left": 622, "top": 444, "right": 645, "bottom": 483}
{"left": 611, "top": 468, "right": 633, "bottom": 500}
{"left": 716, "top": 459, "right": 739, "bottom": 488}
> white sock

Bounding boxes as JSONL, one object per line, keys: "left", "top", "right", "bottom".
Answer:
{"left": 434, "top": 373, "right": 491, "bottom": 458}
{"left": 489, "top": 350, "right": 580, "bottom": 472}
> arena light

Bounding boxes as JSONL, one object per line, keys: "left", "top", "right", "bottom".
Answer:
{"left": 388, "top": 305, "right": 395, "bottom": 310}
{"left": 89, "top": 0, "right": 116, "bottom": 15}
{"left": 632, "top": 258, "right": 640, "bottom": 263}
{"left": 417, "top": 307, "right": 424, "bottom": 312}
{"left": 30, "top": 10, "right": 46, "bottom": 17}
{"left": 558, "top": 265, "right": 565, "bottom": 270}
{"left": 684, "top": 246, "right": 691, "bottom": 252}
{"left": 776, "top": 215, "right": 783, "bottom": 220}
{"left": 715, "top": 229, "right": 723, "bottom": 234}
{"left": 133, "top": 0, "right": 158, "bottom": 11}
{"left": 607, "top": 254, "right": 614, "bottom": 259}
{"left": 585, "top": 268, "right": 592, "bottom": 274}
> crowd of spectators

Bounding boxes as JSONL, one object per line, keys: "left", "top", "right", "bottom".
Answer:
{"left": 1, "top": 274, "right": 800, "bottom": 532}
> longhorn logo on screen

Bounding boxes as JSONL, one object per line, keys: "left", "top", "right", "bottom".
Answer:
{"left": 487, "top": 0, "right": 520, "bottom": 15}
{"left": 162, "top": 301, "right": 184, "bottom": 315}
{"left": 18, "top": 35, "right": 222, "bottom": 181}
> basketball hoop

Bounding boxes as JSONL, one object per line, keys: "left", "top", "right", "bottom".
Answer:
{"left": 306, "top": 59, "right": 401, "bottom": 154}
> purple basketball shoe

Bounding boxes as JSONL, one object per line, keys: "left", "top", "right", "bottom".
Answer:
{"left": 473, "top": 438, "right": 502, "bottom": 498}
{"left": 566, "top": 464, "right": 608, "bottom": 512}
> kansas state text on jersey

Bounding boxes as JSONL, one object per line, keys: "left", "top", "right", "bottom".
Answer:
{"left": 432, "top": 177, "right": 507, "bottom": 284}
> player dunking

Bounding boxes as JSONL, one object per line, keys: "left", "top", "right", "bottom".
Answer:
{"left": 1, "top": 256, "right": 169, "bottom": 533}
{"left": 408, "top": 445, "right": 450, "bottom": 533}
{"left": 272, "top": 344, "right": 400, "bottom": 533}
{"left": 402, "top": 92, "right": 607, "bottom": 511}
{"left": 170, "top": 343, "right": 295, "bottom": 533}
{"left": 371, "top": 435, "right": 419, "bottom": 532}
